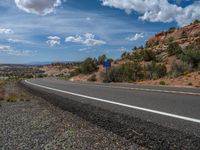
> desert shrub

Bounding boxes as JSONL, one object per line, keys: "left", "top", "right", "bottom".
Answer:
{"left": 167, "top": 42, "right": 182, "bottom": 56}
{"left": 159, "top": 81, "right": 166, "bottom": 85}
{"left": 144, "top": 62, "right": 167, "bottom": 80}
{"left": 79, "top": 58, "right": 99, "bottom": 74}
{"left": 104, "top": 62, "right": 143, "bottom": 82}
{"left": 88, "top": 74, "right": 97, "bottom": 82}
{"left": 180, "top": 31, "right": 188, "bottom": 39}
{"left": 155, "top": 54, "right": 168, "bottom": 63}
{"left": 131, "top": 51, "right": 143, "bottom": 62}
{"left": 181, "top": 45, "right": 200, "bottom": 68}
{"left": 69, "top": 68, "right": 81, "bottom": 77}
{"left": 142, "top": 49, "right": 156, "bottom": 61}
{"left": 170, "top": 61, "right": 192, "bottom": 77}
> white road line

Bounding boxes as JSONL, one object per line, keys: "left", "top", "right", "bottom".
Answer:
{"left": 25, "top": 80, "right": 200, "bottom": 124}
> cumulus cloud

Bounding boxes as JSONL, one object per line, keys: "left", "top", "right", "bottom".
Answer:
{"left": 101, "top": 0, "right": 200, "bottom": 26}
{"left": 65, "top": 35, "right": 83, "bottom": 43}
{"left": 46, "top": 36, "right": 61, "bottom": 47}
{"left": 15, "top": 0, "right": 61, "bottom": 15}
{"left": 65, "top": 33, "right": 106, "bottom": 47}
{"left": 0, "top": 45, "right": 36, "bottom": 56}
{"left": 126, "top": 33, "right": 144, "bottom": 41}
{"left": 0, "top": 28, "right": 13, "bottom": 34}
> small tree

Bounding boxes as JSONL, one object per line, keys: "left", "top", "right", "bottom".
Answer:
{"left": 98, "top": 54, "right": 107, "bottom": 64}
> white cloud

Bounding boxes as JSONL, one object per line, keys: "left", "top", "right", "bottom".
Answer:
{"left": 0, "top": 28, "right": 13, "bottom": 34}
{"left": 8, "top": 38, "right": 21, "bottom": 43}
{"left": 86, "top": 17, "right": 92, "bottom": 21}
{"left": 101, "top": 0, "right": 200, "bottom": 26}
{"left": 79, "top": 47, "right": 89, "bottom": 52}
{"left": 65, "top": 33, "right": 106, "bottom": 47}
{"left": 126, "top": 33, "right": 144, "bottom": 41}
{"left": 0, "top": 45, "right": 36, "bottom": 56}
{"left": 0, "top": 45, "right": 13, "bottom": 53}
{"left": 65, "top": 35, "right": 83, "bottom": 43}
{"left": 15, "top": 0, "right": 62, "bottom": 16}
{"left": 46, "top": 36, "right": 61, "bottom": 47}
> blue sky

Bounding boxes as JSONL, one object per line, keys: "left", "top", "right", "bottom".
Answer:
{"left": 0, "top": 0, "right": 199, "bottom": 64}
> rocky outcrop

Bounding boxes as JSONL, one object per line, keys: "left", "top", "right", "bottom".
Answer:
{"left": 147, "top": 23, "right": 200, "bottom": 47}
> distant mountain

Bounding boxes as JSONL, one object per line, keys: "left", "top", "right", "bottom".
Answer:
{"left": 29, "top": 61, "right": 80, "bottom": 66}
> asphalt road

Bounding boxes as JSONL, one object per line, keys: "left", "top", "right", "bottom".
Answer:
{"left": 23, "top": 78, "right": 200, "bottom": 136}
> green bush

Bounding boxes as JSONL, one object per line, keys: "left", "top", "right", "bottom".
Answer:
{"left": 142, "top": 49, "right": 156, "bottom": 61}
{"left": 144, "top": 62, "right": 167, "bottom": 80}
{"left": 104, "top": 62, "right": 143, "bottom": 82}
{"left": 69, "top": 68, "right": 81, "bottom": 77}
{"left": 181, "top": 45, "right": 200, "bottom": 68}
{"left": 167, "top": 42, "right": 182, "bottom": 56}
{"left": 131, "top": 51, "right": 143, "bottom": 62}
{"left": 80, "top": 58, "right": 99, "bottom": 74}
{"left": 170, "top": 61, "right": 192, "bottom": 77}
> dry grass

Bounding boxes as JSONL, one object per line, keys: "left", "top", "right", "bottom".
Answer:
{"left": 0, "top": 83, "right": 5, "bottom": 101}
{"left": 0, "top": 80, "right": 32, "bottom": 102}
{"left": 6, "top": 93, "right": 32, "bottom": 103}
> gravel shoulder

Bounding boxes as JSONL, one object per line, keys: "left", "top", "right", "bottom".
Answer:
{"left": 0, "top": 82, "right": 141, "bottom": 150}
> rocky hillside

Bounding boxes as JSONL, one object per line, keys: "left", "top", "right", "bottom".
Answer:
{"left": 147, "top": 21, "right": 200, "bottom": 49}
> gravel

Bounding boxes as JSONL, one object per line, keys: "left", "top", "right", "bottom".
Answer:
{"left": 0, "top": 83, "right": 142, "bottom": 150}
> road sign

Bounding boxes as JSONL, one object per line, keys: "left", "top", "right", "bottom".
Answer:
{"left": 103, "top": 61, "right": 111, "bottom": 68}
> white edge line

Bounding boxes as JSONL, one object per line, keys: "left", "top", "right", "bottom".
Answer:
{"left": 25, "top": 80, "right": 200, "bottom": 124}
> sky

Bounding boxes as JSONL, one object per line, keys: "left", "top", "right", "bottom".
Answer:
{"left": 0, "top": 0, "right": 199, "bottom": 64}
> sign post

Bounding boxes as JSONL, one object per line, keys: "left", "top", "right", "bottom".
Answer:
{"left": 103, "top": 61, "right": 111, "bottom": 81}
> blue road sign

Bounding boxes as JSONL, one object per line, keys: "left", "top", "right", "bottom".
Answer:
{"left": 103, "top": 61, "right": 111, "bottom": 68}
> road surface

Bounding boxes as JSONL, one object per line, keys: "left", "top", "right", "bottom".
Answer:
{"left": 22, "top": 78, "right": 200, "bottom": 136}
